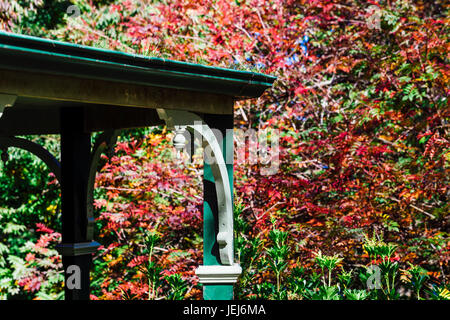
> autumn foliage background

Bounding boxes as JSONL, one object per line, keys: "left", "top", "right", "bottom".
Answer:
{"left": 0, "top": 0, "right": 449, "bottom": 300}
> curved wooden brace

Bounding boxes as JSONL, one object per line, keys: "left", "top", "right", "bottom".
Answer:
{"left": 86, "top": 130, "right": 119, "bottom": 240}
{"left": 0, "top": 132, "right": 119, "bottom": 242}
{"left": 157, "top": 109, "right": 234, "bottom": 265}
{"left": 0, "top": 94, "right": 16, "bottom": 119}
{"left": 0, "top": 136, "right": 61, "bottom": 181}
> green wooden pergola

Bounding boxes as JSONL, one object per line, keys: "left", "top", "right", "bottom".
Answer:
{"left": 0, "top": 31, "right": 275, "bottom": 300}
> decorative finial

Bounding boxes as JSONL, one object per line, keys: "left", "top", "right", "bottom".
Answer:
{"left": 173, "top": 126, "right": 187, "bottom": 158}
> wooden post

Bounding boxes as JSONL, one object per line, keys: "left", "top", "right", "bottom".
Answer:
{"left": 57, "top": 107, "right": 99, "bottom": 300}
{"left": 202, "top": 114, "right": 235, "bottom": 300}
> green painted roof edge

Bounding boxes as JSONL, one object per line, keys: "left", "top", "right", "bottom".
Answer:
{"left": 0, "top": 31, "right": 276, "bottom": 98}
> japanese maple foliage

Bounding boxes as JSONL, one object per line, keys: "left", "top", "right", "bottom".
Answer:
{"left": 0, "top": 0, "right": 448, "bottom": 299}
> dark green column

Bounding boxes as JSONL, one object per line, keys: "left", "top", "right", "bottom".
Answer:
{"left": 202, "top": 114, "right": 234, "bottom": 300}
{"left": 57, "top": 107, "right": 99, "bottom": 300}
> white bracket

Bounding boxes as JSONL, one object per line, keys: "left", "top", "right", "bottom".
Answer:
{"left": 0, "top": 94, "right": 17, "bottom": 119}
{"left": 157, "top": 109, "right": 234, "bottom": 265}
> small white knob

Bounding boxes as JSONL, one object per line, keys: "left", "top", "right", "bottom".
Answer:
{"left": 173, "top": 126, "right": 187, "bottom": 156}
